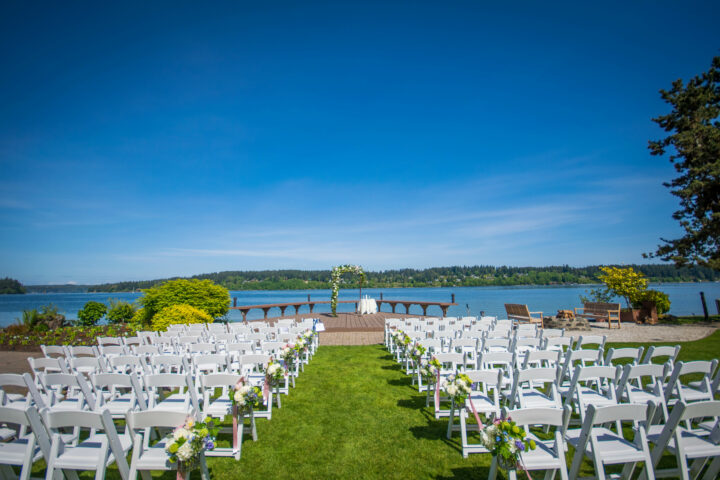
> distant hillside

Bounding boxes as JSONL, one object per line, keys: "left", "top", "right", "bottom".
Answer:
{"left": 82, "top": 264, "right": 720, "bottom": 293}
{"left": 0, "top": 277, "right": 26, "bottom": 294}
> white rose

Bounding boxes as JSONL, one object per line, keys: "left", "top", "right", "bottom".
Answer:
{"left": 267, "top": 364, "right": 279, "bottom": 374}
{"left": 233, "top": 391, "right": 243, "bottom": 402}
{"left": 173, "top": 428, "right": 189, "bottom": 441}
{"left": 240, "top": 386, "right": 251, "bottom": 395}
{"left": 177, "top": 442, "right": 194, "bottom": 462}
{"left": 446, "top": 384, "right": 458, "bottom": 396}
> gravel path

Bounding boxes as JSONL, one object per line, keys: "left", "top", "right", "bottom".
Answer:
{"left": 583, "top": 322, "right": 718, "bottom": 342}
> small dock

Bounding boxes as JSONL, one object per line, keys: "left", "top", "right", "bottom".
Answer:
{"left": 230, "top": 294, "right": 458, "bottom": 321}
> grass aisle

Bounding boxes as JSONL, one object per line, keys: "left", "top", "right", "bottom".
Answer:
{"left": 212, "top": 344, "right": 492, "bottom": 479}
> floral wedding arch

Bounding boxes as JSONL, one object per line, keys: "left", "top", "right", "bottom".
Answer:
{"left": 330, "top": 265, "right": 366, "bottom": 316}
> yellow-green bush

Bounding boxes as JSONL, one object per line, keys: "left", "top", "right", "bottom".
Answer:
{"left": 151, "top": 304, "right": 212, "bottom": 331}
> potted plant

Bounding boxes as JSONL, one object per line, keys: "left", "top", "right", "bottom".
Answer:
{"left": 632, "top": 289, "right": 671, "bottom": 324}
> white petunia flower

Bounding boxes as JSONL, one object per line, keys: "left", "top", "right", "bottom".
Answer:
{"left": 177, "top": 442, "right": 194, "bottom": 462}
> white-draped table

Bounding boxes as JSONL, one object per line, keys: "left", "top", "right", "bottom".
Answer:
{"left": 357, "top": 298, "right": 378, "bottom": 314}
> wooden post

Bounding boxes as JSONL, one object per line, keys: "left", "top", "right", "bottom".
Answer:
{"left": 380, "top": 292, "right": 383, "bottom": 301}
{"left": 307, "top": 294, "right": 311, "bottom": 302}
{"left": 233, "top": 297, "right": 237, "bottom": 307}
{"left": 700, "top": 292, "right": 709, "bottom": 321}
{"left": 451, "top": 293, "right": 455, "bottom": 303}
{"left": 716, "top": 299, "right": 720, "bottom": 316}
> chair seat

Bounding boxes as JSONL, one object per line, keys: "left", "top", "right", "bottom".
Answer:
{"left": 205, "top": 398, "right": 232, "bottom": 417}
{"left": 678, "top": 387, "right": 713, "bottom": 402}
{"left": 625, "top": 386, "right": 662, "bottom": 405}
{"left": 50, "top": 398, "right": 84, "bottom": 412}
{"left": 586, "top": 428, "right": 648, "bottom": 464}
{"left": 648, "top": 429, "right": 720, "bottom": 459}
{"left": 464, "top": 393, "right": 498, "bottom": 414}
{"left": 0, "top": 438, "right": 42, "bottom": 465}
{"left": 578, "top": 388, "right": 617, "bottom": 409}
{"left": 518, "top": 390, "right": 560, "bottom": 409}
{"left": 134, "top": 443, "right": 177, "bottom": 470}
{"left": 54, "top": 433, "right": 132, "bottom": 469}
{"left": 150, "top": 394, "right": 191, "bottom": 413}
{"left": 0, "top": 439, "right": 43, "bottom": 465}
{"left": 520, "top": 438, "right": 563, "bottom": 470}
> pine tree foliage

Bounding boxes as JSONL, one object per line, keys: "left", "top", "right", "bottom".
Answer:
{"left": 648, "top": 56, "right": 720, "bottom": 270}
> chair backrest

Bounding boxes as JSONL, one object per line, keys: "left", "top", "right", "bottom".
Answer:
{"left": 503, "top": 405, "right": 571, "bottom": 429}
{"left": 99, "top": 345, "right": 127, "bottom": 356}
{"left": 434, "top": 353, "right": 464, "bottom": 372}
{"left": 543, "top": 336, "right": 573, "bottom": 351}
{"left": 189, "top": 343, "right": 216, "bottom": 354}
{"left": 143, "top": 373, "right": 199, "bottom": 412}
{"left": 29, "top": 357, "right": 68, "bottom": 376}
{"left": 642, "top": 345, "right": 681, "bottom": 366}
{"left": 604, "top": 347, "right": 644, "bottom": 366}
{"left": 109, "top": 355, "right": 147, "bottom": 374}
{"left": 482, "top": 337, "right": 512, "bottom": 352}
{"left": 540, "top": 328, "right": 565, "bottom": 339}
{"left": 123, "top": 336, "right": 143, "bottom": 346}
{"left": 522, "top": 349, "right": 561, "bottom": 369}
{"left": 575, "top": 335, "right": 606, "bottom": 350}
{"left": 192, "top": 354, "right": 229, "bottom": 374}
{"left": 41, "top": 345, "right": 67, "bottom": 358}
{"left": 68, "top": 346, "right": 99, "bottom": 357}
{"left": 149, "top": 355, "right": 189, "bottom": 374}
{"left": 41, "top": 373, "right": 97, "bottom": 411}
{"left": 70, "top": 356, "right": 105, "bottom": 375}
{"left": 98, "top": 336, "right": 123, "bottom": 346}
{"left": 126, "top": 409, "right": 190, "bottom": 431}
{"left": 134, "top": 345, "right": 160, "bottom": 356}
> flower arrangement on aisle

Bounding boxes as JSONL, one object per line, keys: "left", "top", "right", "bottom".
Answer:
{"left": 419, "top": 357, "right": 441, "bottom": 383}
{"left": 441, "top": 373, "right": 473, "bottom": 405}
{"left": 480, "top": 417, "right": 536, "bottom": 472}
{"left": 229, "top": 377, "right": 263, "bottom": 414}
{"left": 392, "top": 330, "right": 411, "bottom": 353}
{"left": 294, "top": 335, "right": 308, "bottom": 354}
{"left": 280, "top": 343, "right": 297, "bottom": 366}
{"left": 409, "top": 344, "right": 426, "bottom": 365}
{"left": 265, "top": 358, "right": 288, "bottom": 387}
{"left": 330, "top": 264, "right": 365, "bottom": 316}
{"left": 165, "top": 416, "right": 218, "bottom": 475}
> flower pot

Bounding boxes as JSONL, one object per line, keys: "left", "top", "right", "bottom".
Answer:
{"left": 639, "top": 301, "right": 658, "bottom": 325}
{"left": 620, "top": 309, "right": 640, "bottom": 324}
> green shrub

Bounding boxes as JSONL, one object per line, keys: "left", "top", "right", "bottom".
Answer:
{"left": 633, "top": 289, "right": 671, "bottom": 315}
{"left": 107, "top": 298, "right": 137, "bottom": 324}
{"left": 151, "top": 304, "right": 212, "bottom": 331}
{"left": 77, "top": 301, "right": 108, "bottom": 326}
{"left": 137, "top": 279, "right": 229, "bottom": 327}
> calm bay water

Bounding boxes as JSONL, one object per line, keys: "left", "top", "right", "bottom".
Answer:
{"left": 1, "top": 283, "right": 719, "bottom": 327}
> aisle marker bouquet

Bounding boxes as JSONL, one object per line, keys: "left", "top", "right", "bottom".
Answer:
{"left": 165, "top": 416, "right": 218, "bottom": 476}
{"left": 229, "top": 377, "right": 263, "bottom": 414}
{"left": 418, "top": 357, "right": 442, "bottom": 383}
{"left": 409, "top": 344, "right": 426, "bottom": 364}
{"left": 265, "top": 358, "right": 288, "bottom": 387}
{"left": 441, "top": 373, "right": 472, "bottom": 405}
{"left": 480, "top": 417, "right": 536, "bottom": 471}
{"left": 280, "top": 343, "right": 297, "bottom": 366}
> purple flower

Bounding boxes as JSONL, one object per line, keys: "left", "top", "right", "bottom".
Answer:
{"left": 205, "top": 440, "right": 215, "bottom": 450}
{"left": 515, "top": 440, "right": 524, "bottom": 451}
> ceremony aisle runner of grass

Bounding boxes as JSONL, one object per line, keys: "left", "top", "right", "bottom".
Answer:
{"left": 212, "top": 344, "right": 493, "bottom": 480}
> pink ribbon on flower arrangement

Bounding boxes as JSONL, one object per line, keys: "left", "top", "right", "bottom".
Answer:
{"left": 467, "top": 395, "right": 484, "bottom": 433}
{"left": 434, "top": 367, "right": 441, "bottom": 409}
{"left": 263, "top": 376, "right": 270, "bottom": 400}
{"left": 177, "top": 467, "right": 186, "bottom": 480}
{"left": 232, "top": 404, "right": 238, "bottom": 452}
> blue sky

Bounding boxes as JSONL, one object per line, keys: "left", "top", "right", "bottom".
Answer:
{"left": 1, "top": 1, "right": 719, "bottom": 284}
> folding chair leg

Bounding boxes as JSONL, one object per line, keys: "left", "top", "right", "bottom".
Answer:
{"left": 701, "top": 456, "right": 720, "bottom": 480}
{"left": 63, "top": 470, "right": 81, "bottom": 480}
{"left": 0, "top": 465, "right": 16, "bottom": 480}
{"left": 620, "top": 461, "right": 636, "bottom": 480}
{"left": 459, "top": 410, "right": 468, "bottom": 458}
{"left": 690, "top": 458, "right": 707, "bottom": 480}
{"left": 543, "top": 469, "right": 555, "bottom": 480}
{"left": 199, "top": 452, "right": 210, "bottom": 480}
{"left": 446, "top": 403, "right": 455, "bottom": 439}
{"left": 489, "top": 456, "right": 498, "bottom": 480}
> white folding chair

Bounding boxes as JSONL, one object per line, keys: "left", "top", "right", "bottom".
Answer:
{"left": 489, "top": 406, "right": 571, "bottom": 480}
{"left": 92, "top": 373, "right": 147, "bottom": 419}
{"left": 509, "top": 367, "right": 562, "bottom": 409}
{"left": 575, "top": 335, "right": 607, "bottom": 351}
{"left": 665, "top": 360, "right": 719, "bottom": 405}
{"left": 563, "top": 365, "right": 621, "bottom": 423}
{"left": 616, "top": 363, "right": 671, "bottom": 426}
{"left": 522, "top": 349, "right": 561, "bottom": 369}
{"left": 646, "top": 400, "right": 720, "bottom": 480}
{"left": 143, "top": 373, "right": 199, "bottom": 415}
{"left": 43, "top": 408, "right": 131, "bottom": 480}
{"left": 40, "top": 373, "right": 97, "bottom": 413}
{"left": 0, "top": 406, "right": 53, "bottom": 480}
{"left": 149, "top": 355, "right": 189, "bottom": 374}
{"left": 126, "top": 410, "right": 210, "bottom": 480}
{"left": 40, "top": 346, "right": 67, "bottom": 359}
{"left": 453, "top": 369, "right": 503, "bottom": 457}
{"left": 567, "top": 403, "right": 655, "bottom": 480}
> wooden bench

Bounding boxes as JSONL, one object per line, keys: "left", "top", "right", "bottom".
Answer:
{"left": 574, "top": 302, "right": 621, "bottom": 329}
{"left": 504, "top": 304, "right": 544, "bottom": 327}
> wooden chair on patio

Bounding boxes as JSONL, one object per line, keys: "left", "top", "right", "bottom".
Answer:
{"left": 504, "top": 304, "right": 544, "bottom": 328}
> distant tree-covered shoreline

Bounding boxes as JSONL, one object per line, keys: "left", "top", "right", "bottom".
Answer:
{"left": 30, "top": 264, "right": 716, "bottom": 293}
{"left": 0, "top": 277, "right": 26, "bottom": 294}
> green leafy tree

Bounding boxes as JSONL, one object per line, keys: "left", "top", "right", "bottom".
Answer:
{"left": 597, "top": 266, "right": 648, "bottom": 309}
{"left": 106, "top": 298, "right": 137, "bottom": 324}
{"left": 647, "top": 56, "right": 720, "bottom": 270}
{"left": 77, "top": 301, "right": 107, "bottom": 326}
{"left": 151, "top": 304, "right": 213, "bottom": 331}
{"left": 633, "top": 289, "right": 671, "bottom": 315}
{"left": 137, "top": 279, "right": 229, "bottom": 327}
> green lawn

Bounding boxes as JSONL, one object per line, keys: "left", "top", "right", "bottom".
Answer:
{"left": 29, "top": 330, "right": 720, "bottom": 479}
